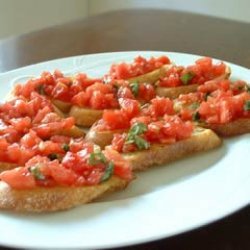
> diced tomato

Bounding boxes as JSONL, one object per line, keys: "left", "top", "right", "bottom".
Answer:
{"left": 117, "top": 86, "right": 134, "bottom": 99}
{"left": 72, "top": 82, "right": 119, "bottom": 109}
{"left": 180, "top": 109, "right": 193, "bottom": 121}
{"left": 0, "top": 167, "right": 36, "bottom": 189}
{"left": 130, "top": 115, "right": 152, "bottom": 125}
{"left": 104, "top": 149, "right": 132, "bottom": 180}
{"left": 7, "top": 143, "right": 36, "bottom": 165}
{"left": 102, "top": 110, "right": 129, "bottom": 130}
{"left": 144, "top": 97, "right": 175, "bottom": 118}
{"left": 159, "top": 73, "right": 181, "bottom": 87}
{"left": 51, "top": 82, "right": 71, "bottom": 102}
{"left": 138, "top": 83, "right": 156, "bottom": 102}
{"left": 109, "top": 55, "right": 170, "bottom": 80}
{"left": 33, "top": 117, "right": 75, "bottom": 138}
{"left": 38, "top": 141, "right": 64, "bottom": 155}
{"left": 198, "top": 79, "right": 230, "bottom": 93}
{"left": 33, "top": 107, "right": 52, "bottom": 124}
{"left": 71, "top": 91, "right": 90, "bottom": 107}
{"left": 48, "top": 160, "right": 77, "bottom": 186}
{"left": 119, "top": 98, "right": 140, "bottom": 119}
{"left": 53, "top": 69, "right": 64, "bottom": 79}
{"left": 9, "top": 117, "right": 32, "bottom": 133}
{"left": 110, "top": 134, "right": 126, "bottom": 153}
{"left": 20, "top": 130, "right": 41, "bottom": 148}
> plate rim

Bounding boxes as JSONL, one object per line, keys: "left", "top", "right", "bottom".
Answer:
{"left": 0, "top": 51, "right": 249, "bottom": 249}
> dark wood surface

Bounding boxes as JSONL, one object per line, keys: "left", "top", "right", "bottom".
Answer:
{"left": 0, "top": 9, "right": 249, "bottom": 250}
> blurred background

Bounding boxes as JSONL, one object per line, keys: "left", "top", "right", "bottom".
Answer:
{"left": 0, "top": 0, "right": 249, "bottom": 39}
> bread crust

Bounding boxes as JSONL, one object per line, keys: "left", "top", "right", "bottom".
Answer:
{"left": 204, "top": 118, "right": 250, "bottom": 137}
{"left": 0, "top": 176, "right": 129, "bottom": 213}
{"left": 69, "top": 106, "right": 104, "bottom": 127}
{"left": 86, "top": 128, "right": 126, "bottom": 149}
{"left": 0, "top": 162, "right": 18, "bottom": 173}
{"left": 156, "top": 84, "right": 199, "bottom": 99}
{"left": 52, "top": 99, "right": 72, "bottom": 113}
{"left": 127, "top": 64, "right": 173, "bottom": 84}
{"left": 123, "top": 128, "right": 222, "bottom": 171}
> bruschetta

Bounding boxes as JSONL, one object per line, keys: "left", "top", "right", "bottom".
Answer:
{"left": 13, "top": 70, "right": 102, "bottom": 114}
{"left": 0, "top": 145, "right": 132, "bottom": 212}
{"left": 108, "top": 115, "right": 221, "bottom": 171}
{"left": 176, "top": 79, "right": 250, "bottom": 136}
{"left": 107, "top": 55, "right": 172, "bottom": 82}
{"left": 0, "top": 93, "right": 85, "bottom": 173}
{"left": 155, "top": 57, "right": 231, "bottom": 99}
{"left": 86, "top": 97, "right": 175, "bottom": 148}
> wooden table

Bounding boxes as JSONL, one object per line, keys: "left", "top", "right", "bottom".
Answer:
{"left": 0, "top": 9, "right": 249, "bottom": 250}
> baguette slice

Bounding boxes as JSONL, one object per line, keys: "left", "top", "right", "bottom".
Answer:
{"left": 86, "top": 128, "right": 126, "bottom": 149}
{"left": 155, "top": 65, "right": 231, "bottom": 99}
{"left": 123, "top": 127, "right": 221, "bottom": 171}
{"left": 0, "top": 162, "right": 18, "bottom": 173}
{"left": 203, "top": 118, "right": 250, "bottom": 137}
{"left": 51, "top": 104, "right": 85, "bottom": 137}
{"left": 127, "top": 64, "right": 173, "bottom": 84}
{"left": 69, "top": 106, "right": 104, "bottom": 127}
{"left": 52, "top": 99, "right": 72, "bottom": 113}
{"left": 0, "top": 176, "right": 129, "bottom": 213}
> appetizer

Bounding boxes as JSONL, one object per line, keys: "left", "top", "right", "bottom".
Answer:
{"left": 86, "top": 97, "right": 175, "bottom": 148}
{"left": 155, "top": 57, "right": 231, "bottom": 98}
{"left": 177, "top": 79, "right": 250, "bottom": 136}
{"left": 109, "top": 115, "right": 221, "bottom": 171}
{"left": 0, "top": 142, "right": 132, "bottom": 212}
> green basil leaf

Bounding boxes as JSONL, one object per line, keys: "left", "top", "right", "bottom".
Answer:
{"left": 48, "top": 153, "right": 58, "bottom": 161}
{"left": 89, "top": 150, "right": 107, "bottom": 166}
{"left": 36, "top": 85, "right": 45, "bottom": 95}
{"left": 204, "top": 93, "right": 210, "bottom": 101}
{"left": 247, "top": 85, "right": 250, "bottom": 93}
{"left": 134, "top": 135, "right": 150, "bottom": 150}
{"left": 130, "top": 82, "right": 139, "bottom": 97}
{"left": 129, "top": 122, "right": 147, "bottom": 136}
{"left": 101, "top": 162, "right": 114, "bottom": 182}
{"left": 28, "top": 165, "right": 45, "bottom": 181}
{"left": 180, "top": 72, "right": 194, "bottom": 85}
{"left": 189, "top": 102, "right": 200, "bottom": 110}
{"left": 243, "top": 100, "right": 250, "bottom": 111}
{"left": 192, "top": 111, "right": 200, "bottom": 121}
{"left": 62, "top": 143, "right": 70, "bottom": 152}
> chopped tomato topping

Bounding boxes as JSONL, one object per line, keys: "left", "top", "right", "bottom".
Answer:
{"left": 158, "top": 57, "right": 226, "bottom": 87}
{"left": 108, "top": 55, "right": 170, "bottom": 80}
{"left": 111, "top": 115, "right": 193, "bottom": 153}
{"left": 0, "top": 167, "right": 36, "bottom": 189}
{"left": 198, "top": 92, "right": 250, "bottom": 124}
{"left": 71, "top": 82, "right": 119, "bottom": 109}
{"left": 0, "top": 145, "right": 132, "bottom": 189}
{"left": 142, "top": 97, "right": 175, "bottom": 118}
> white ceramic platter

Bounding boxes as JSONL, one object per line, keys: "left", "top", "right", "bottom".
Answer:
{"left": 0, "top": 51, "right": 249, "bottom": 249}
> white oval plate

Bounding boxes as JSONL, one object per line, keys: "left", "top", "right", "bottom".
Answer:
{"left": 0, "top": 51, "right": 249, "bottom": 249}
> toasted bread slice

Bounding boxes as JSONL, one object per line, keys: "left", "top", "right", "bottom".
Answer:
{"left": 203, "top": 118, "right": 250, "bottom": 137}
{"left": 156, "top": 84, "right": 199, "bottom": 99}
{"left": 123, "top": 127, "right": 221, "bottom": 171}
{"left": 51, "top": 104, "right": 85, "bottom": 137}
{"left": 52, "top": 99, "right": 72, "bottom": 113}
{"left": 155, "top": 65, "right": 231, "bottom": 99}
{"left": 59, "top": 125, "right": 85, "bottom": 138}
{"left": 0, "top": 176, "right": 129, "bottom": 213}
{"left": 127, "top": 64, "right": 173, "bottom": 84}
{"left": 86, "top": 128, "right": 126, "bottom": 149}
{"left": 69, "top": 106, "right": 104, "bottom": 127}
{"left": 0, "top": 162, "right": 18, "bottom": 173}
